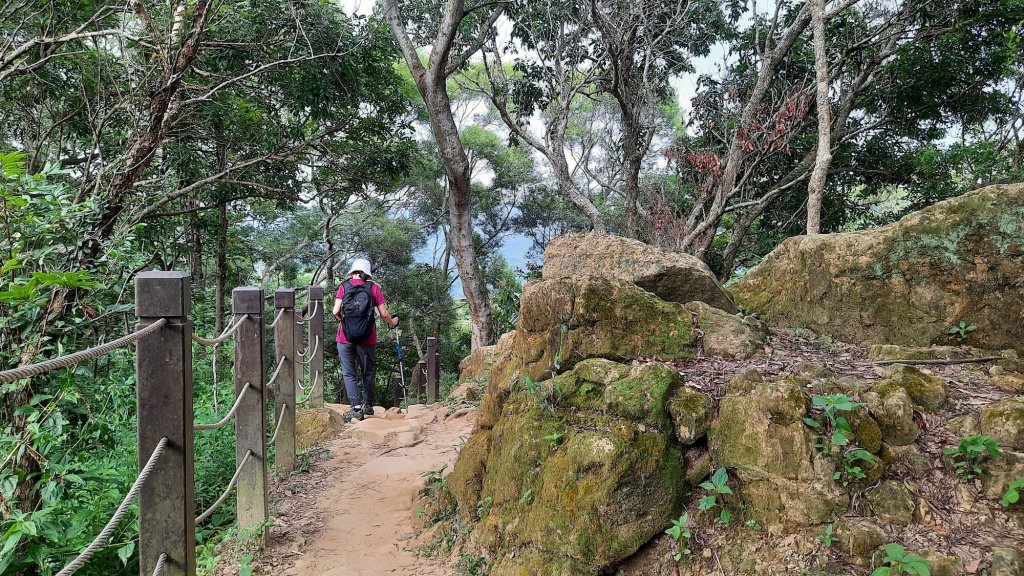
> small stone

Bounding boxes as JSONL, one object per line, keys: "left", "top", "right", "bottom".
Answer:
{"left": 792, "top": 361, "right": 832, "bottom": 379}
{"left": 835, "top": 520, "right": 886, "bottom": 561}
{"left": 865, "top": 481, "right": 916, "bottom": 526}
{"left": 667, "top": 387, "right": 712, "bottom": 445}
{"left": 980, "top": 399, "right": 1024, "bottom": 450}
{"left": 865, "top": 381, "right": 920, "bottom": 446}
{"left": 891, "top": 445, "right": 932, "bottom": 476}
{"left": 725, "top": 367, "right": 763, "bottom": 395}
{"left": 993, "top": 373, "right": 1024, "bottom": 394}
{"left": 919, "top": 550, "right": 964, "bottom": 576}
{"left": 884, "top": 364, "right": 948, "bottom": 412}
{"left": 992, "top": 547, "right": 1023, "bottom": 576}
{"left": 992, "top": 365, "right": 1007, "bottom": 376}
{"left": 948, "top": 414, "right": 981, "bottom": 437}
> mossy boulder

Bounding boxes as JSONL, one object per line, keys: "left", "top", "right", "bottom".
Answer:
{"left": 865, "top": 480, "right": 916, "bottom": 526}
{"left": 980, "top": 399, "right": 1024, "bottom": 451}
{"left": 684, "top": 301, "right": 766, "bottom": 358}
{"left": 994, "top": 373, "right": 1024, "bottom": 394}
{"left": 710, "top": 376, "right": 847, "bottom": 529}
{"left": 731, "top": 183, "right": 1024, "bottom": 352}
{"left": 868, "top": 344, "right": 981, "bottom": 362}
{"left": 295, "top": 406, "right": 343, "bottom": 451}
{"left": 834, "top": 520, "right": 887, "bottom": 563}
{"left": 864, "top": 381, "right": 921, "bottom": 446}
{"left": 919, "top": 551, "right": 965, "bottom": 576}
{"left": 885, "top": 364, "right": 948, "bottom": 412}
{"left": 981, "top": 450, "right": 1024, "bottom": 505}
{"left": 452, "top": 359, "right": 688, "bottom": 574}
{"left": 667, "top": 386, "right": 712, "bottom": 445}
{"left": 543, "top": 232, "right": 737, "bottom": 312}
{"left": 477, "top": 275, "right": 764, "bottom": 431}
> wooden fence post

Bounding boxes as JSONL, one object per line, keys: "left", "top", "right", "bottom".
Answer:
{"left": 274, "top": 289, "right": 296, "bottom": 473}
{"left": 426, "top": 337, "right": 438, "bottom": 404}
{"left": 308, "top": 286, "right": 325, "bottom": 408}
{"left": 415, "top": 360, "right": 427, "bottom": 402}
{"left": 136, "top": 271, "right": 195, "bottom": 576}
{"left": 233, "top": 287, "right": 267, "bottom": 542}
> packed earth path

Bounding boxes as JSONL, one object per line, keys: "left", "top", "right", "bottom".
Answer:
{"left": 237, "top": 403, "right": 474, "bottom": 576}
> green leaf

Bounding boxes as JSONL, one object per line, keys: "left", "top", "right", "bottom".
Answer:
{"left": 117, "top": 542, "right": 136, "bottom": 566}
{"left": 711, "top": 467, "right": 728, "bottom": 487}
{"left": 698, "top": 495, "right": 717, "bottom": 510}
{"left": 802, "top": 417, "right": 821, "bottom": 428}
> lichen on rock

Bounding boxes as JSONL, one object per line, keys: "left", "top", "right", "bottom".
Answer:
{"left": 731, "top": 183, "right": 1024, "bottom": 352}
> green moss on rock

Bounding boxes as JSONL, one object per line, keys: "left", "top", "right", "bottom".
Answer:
{"left": 885, "top": 364, "right": 948, "bottom": 412}
{"left": 980, "top": 399, "right": 1024, "bottom": 451}
{"left": 667, "top": 386, "right": 713, "bottom": 445}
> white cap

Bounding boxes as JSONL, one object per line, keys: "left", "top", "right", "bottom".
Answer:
{"left": 347, "top": 258, "right": 373, "bottom": 278}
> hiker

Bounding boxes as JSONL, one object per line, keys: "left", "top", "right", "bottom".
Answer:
{"left": 332, "top": 258, "right": 399, "bottom": 422}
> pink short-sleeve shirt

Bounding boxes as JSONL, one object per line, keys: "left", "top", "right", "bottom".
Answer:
{"left": 335, "top": 279, "right": 386, "bottom": 345}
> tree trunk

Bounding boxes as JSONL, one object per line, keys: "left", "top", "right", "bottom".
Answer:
{"left": 424, "top": 84, "right": 497, "bottom": 348}
{"left": 806, "top": 0, "right": 832, "bottom": 235}
{"left": 215, "top": 201, "right": 228, "bottom": 334}
{"left": 383, "top": 0, "right": 497, "bottom": 349}
{"left": 550, "top": 124, "right": 606, "bottom": 233}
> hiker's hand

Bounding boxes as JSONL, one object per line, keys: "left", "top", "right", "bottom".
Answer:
{"left": 390, "top": 314, "right": 400, "bottom": 327}
{"left": 333, "top": 311, "right": 342, "bottom": 321}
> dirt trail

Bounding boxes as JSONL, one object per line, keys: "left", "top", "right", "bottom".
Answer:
{"left": 264, "top": 405, "right": 472, "bottom": 576}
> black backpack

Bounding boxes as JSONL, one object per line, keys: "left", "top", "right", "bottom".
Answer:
{"left": 341, "top": 280, "right": 375, "bottom": 343}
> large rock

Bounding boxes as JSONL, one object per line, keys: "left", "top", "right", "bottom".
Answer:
{"left": 477, "top": 275, "right": 766, "bottom": 430}
{"left": 543, "top": 233, "right": 737, "bottom": 312}
{"left": 450, "top": 359, "right": 687, "bottom": 575}
{"left": 731, "top": 183, "right": 1024, "bottom": 352}
{"left": 295, "top": 407, "right": 344, "bottom": 450}
{"left": 709, "top": 376, "right": 848, "bottom": 529}
{"left": 864, "top": 381, "right": 921, "bottom": 446}
{"left": 452, "top": 330, "right": 514, "bottom": 401}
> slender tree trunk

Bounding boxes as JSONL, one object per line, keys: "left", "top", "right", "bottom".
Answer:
{"left": 383, "top": 0, "right": 497, "bottom": 349}
{"left": 806, "top": 0, "right": 832, "bottom": 235}
{"left": 550, "top": 124, "right": 605, "bottom": 233}
{"left": 325, "top": 215, "right": 336, "bottom": 288}
{"left": 215, "top": 201, "right": 228, "bottom": 334}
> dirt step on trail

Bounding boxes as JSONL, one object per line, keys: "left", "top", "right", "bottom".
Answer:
{"left": 264, "top": 404, "right": 472, "bottom": 576}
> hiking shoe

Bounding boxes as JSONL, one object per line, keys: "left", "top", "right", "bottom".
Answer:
{"left": 342, "top": 407, "right": 364, "bottom": 422}
{"left": 362, "top": 405, "right": 375, "bottom": 417}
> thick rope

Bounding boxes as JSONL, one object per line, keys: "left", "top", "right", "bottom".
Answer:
{"left": 1, "top": 319, "right": 168, "bottom": 384}
{"left": 269, "top": 404, "right": 288, "bottom": 444}
{"left": 298, "top": 301, "right": 320, "bottom": 323}
{"left": 152, "top": 554, "right": 167, "bottom": 576}
{"left": 195, "top": 383, "right": 253, "bottom": 431}
{"left": 265, "top": 308, "right": 286, "bottom": 329}
{"left": 265, "top": 356, "right": 286, "bottom": 390}
{"left": 298, "top": 371, "right": 320, "bottom": 403}
{"left": 56, "top": 437, "right": 169, "bottom": 576}
{"left": 191, "top": 315, "right": 248, "bottom": 346}
{"left": 195, "top": 450, "right": 253, "bottom": 524}
{"left": 294, "top": 334, "right": 317, "bottom": 364}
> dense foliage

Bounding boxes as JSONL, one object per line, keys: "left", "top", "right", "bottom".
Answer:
{"left": 1, "top": 0, "right": 1022, "bottom": 574}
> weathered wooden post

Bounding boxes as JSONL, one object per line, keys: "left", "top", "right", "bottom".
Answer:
{"left": 415, "top": 360, "right": 427, "bottom": 402}
{"left": 426, "top": 336, "right": 438, "bottom": 403}
{"left": 136, "top": 271, "right": 195, "bottom": 576}
{"left": 274, "top": 289, "right": 296, "bottom": 473}
{"left": 233, "top": 287, "right": 267, "bottom": 542}
{"left": 308, "top": 286, "right": 325, "bottom": 408}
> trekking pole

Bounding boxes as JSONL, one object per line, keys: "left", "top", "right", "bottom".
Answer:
{"left": 392, "top": 315, "right": 409, "bottom": 409}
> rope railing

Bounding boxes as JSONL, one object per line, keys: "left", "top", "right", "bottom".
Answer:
{"left": 298, "top": 371, "right": 320, "bottom": 402}
{"left": 296, "top": 301, "right": 320, "bottom": 323}
{"left": 295, "top": 335, "right": 320, "bottom": 366}
{"left": 0, "top": 319, "right": 168, "bottom": 384}
{"left": 152, "top": 554, "right": 167, "bottom": 576}
{"left": 56, "top": 437, "right": 169, "bottom": 576}
{"left": 195, "top": 383, "right": 254, "bottom": 431}
{"left": 195, "top": 450, "right": 254, "bottom": 524}
{"left": 269, "top": 404, "right": 288, "bottom": 444}
{"left": 266, "top": 356, "right": 286, "bottom": 390}
{"left": 265, "top": 308, "right": 286, "bottom": 328}
{"left": 192, "top": 314, "right": 249, "bottom": 346}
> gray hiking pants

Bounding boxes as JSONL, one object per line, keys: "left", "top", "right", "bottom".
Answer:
{"left": 337, "top": 342, "right": 376, "bottom": 407}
